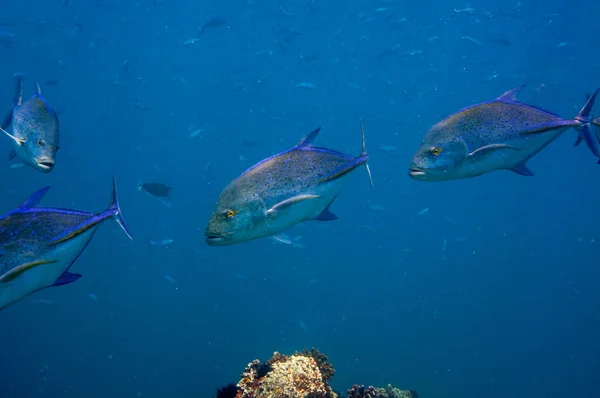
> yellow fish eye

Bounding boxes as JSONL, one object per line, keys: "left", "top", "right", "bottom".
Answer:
{"left": 430, "top": 147, "right": 442, "bottom": 156}
{"left": 226, "top": 209, "right": 236, "bottom": 218}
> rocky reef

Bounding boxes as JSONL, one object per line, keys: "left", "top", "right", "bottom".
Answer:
{"left": 346, "top": 384, "right": 418, "bottom": 398}
{"left": 215, "top": 348, "right": 417, "bottom": 398}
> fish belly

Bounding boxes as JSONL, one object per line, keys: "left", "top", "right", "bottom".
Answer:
{"left": 256, "top": 180, "right": 346, "bottom": 238}
{"left": 467, "top": 129, "right": 566, "bottom": 176}
{"left": 0, "top": 230, "right": 95, "bottom": 310}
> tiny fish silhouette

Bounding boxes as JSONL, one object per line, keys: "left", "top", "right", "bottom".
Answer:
{"left": 137, "top": 181, "right": 172, "bottom": 197}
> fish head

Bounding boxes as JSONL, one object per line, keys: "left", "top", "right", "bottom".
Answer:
{"left": 14, "top": 97, "right": 60, "bottom": 172}
{"left": 205, "top": 187, "right": 265, "bottom": 246}
{"left": 409, "top": 121, "right": 468, "bottom": 181}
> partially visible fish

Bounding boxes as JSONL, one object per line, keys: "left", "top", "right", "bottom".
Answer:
{"left": 205, "top": 121, "right": 373, "bottom": 246}
{"left": 409, "top": 85, "right": 599, "bottom": 181}
{"left": 0, "top": 176, "right": 133, "bottom": 310}
{"left": 1, "top": 75, "right": 59, "bottom": 173}
{"left": 270, "top": 233, "right": 304, "bottom": 248}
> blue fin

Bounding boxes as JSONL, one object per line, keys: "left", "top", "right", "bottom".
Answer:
{"left": 497, "top": 84, "right": 527, "bottom": 102}
{"left": 510, "top": 162, "right": 534, "bottom": 176}
{"left": 315, "top": 208, "right": 338, "bottom": 221}
{"left": 573, "top": 89, "right": 600, "bottom": 158}
{"left": 296, "top": 127, "right": 321, "bottom": 147}
{"left": 8, "top": 149, "right": 15, "bottom": 161}
{"left": 108, "top": 175, "right": 134, "bottom": 241}
{"left": 19, "top": 186, "right": 51, "bottom": 209}
{"left": 47, "top": 176, "right": 133, "bottom": 246}
{"left": 13, "top": 73, "right": 23, "bottom": 106}
{"left": 52, "top": 271, "right": 82, "bottom": 287}
{"left": 319, "top": 119, "right": 373, "bottom": 189}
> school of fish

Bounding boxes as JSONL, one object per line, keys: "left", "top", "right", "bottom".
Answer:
{"left": 1, "top": 74, "right": 599, "bottom": 310}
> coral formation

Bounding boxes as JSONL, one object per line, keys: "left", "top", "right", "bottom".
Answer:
{"left": 295, "top": 348, "right": 335, "bottom": 381}
{"left": 347, "top": 385, "right": 377, "bottom": 398}
{"left": 234, "top": 350, "right": 337, "bottom": 398}
{"left": 346, "top": 384, "right": 417, "bottom": 398}
{"left": 214, "top": 349, "right": 418, "bottom": 398}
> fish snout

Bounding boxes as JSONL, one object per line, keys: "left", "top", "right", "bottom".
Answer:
{"left": 35, "top": 159, "right": 55, "bottom": 172}
{"left": 205, "top": 232, "right": 233, "bottom": 246}
{"left": 408, "top": 163, "right": 427, "bottom": 180}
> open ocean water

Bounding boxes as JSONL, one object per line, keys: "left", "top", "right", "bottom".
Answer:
{"left": 0, "top": 1, "right": 599, "bottom": 397}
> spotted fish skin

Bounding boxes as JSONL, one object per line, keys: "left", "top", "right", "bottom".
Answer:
{"left": 205, "top": 123, "right": 372, "bottom": 246}
{"left": 1, "top": 75, "right": 59, "bottom": 173}
{"left": 0, "top": 176, "right": 133, "bottom": 311}
{"left": 409, "top": 86, "right": 599, "bottom": 181}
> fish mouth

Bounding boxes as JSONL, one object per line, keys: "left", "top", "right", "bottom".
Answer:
{"left": 408, "top": 166, "right": 426, "bottom": 179}
{"left": 36, "top": 161, "right": 55, "bottom": 171}
{"left": 205, "top": 233, "right": 233, "bottom": 246}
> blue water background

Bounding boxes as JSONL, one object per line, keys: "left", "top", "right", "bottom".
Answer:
{"left": 0, "top": 1, "right": 599, "bottom": 397}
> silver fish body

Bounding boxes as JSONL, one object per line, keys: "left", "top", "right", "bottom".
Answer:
{"left": 0, "top": 176, "right": 133, "bottom": 310}
{"left": 205, "top": 122, "right": 372, "bottom": 246}
{"left": 409, "top": 86, "right": 599, "bottom": 181}
{"left": 1, "top": 76, "right": 59, "bottom": 173}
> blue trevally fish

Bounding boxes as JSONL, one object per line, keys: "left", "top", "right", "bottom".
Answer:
{"left": 205, "top": 121, "right": 373, "bottom": 246}
{"left": 0, "top": 75, "right": 60, "bottom": 173}
{"left": 408, "top": 86, "right": 599, "bottom": 181}
{"left": 0, "top": 176, "right": 133, "bottom": 310}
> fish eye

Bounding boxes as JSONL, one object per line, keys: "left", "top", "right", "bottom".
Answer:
{"left": 36, "top": 139, "right": 44, "bottom": 147}
{"left": 226, "top": 209, "right": 236, "bottom": 218}
{"left": 430, "top": 147, "right": 442, "bottom": 156}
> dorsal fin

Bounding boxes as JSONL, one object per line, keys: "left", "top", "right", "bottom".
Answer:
{"left": 296, "top": 127, "right": 321, "bottom": 147}
{"left": 13, "top": 73, "right": 24, "bottom": 106}
{"left": 19, "top": 186, "right": 50, "bottom": 209}
{"left": 497, "top": 83, "right": 527, "bottom": 102}
{"left": 35, "top": 80, "right": 42, "bottom": 96}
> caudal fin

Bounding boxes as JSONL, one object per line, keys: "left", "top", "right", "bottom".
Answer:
{"left": 572, "top": 89, "right": 600, "bottom": 158}
{"left": 358, "top": 118, "right": 373, "bottom": 190}
{"left": 107, "top": 175, "right": 134, "bottom": 241}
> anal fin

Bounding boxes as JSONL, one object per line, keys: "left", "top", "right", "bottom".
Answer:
{"left": 315, "top": 208, "right": 338, "bottom": 221}
{"left": 53, "top": 271, "right": 82, "bottom": 287}
{"left": 510, "top": 162, "right": 534, "bottom": 176}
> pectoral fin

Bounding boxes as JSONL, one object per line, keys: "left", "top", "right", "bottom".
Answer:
{"left": 0, "top": 125, "right": 24, "bottom": 146}
{"left": 0, "top": 260, "right": 57, "bottom": 283}
{"left": 266, "top": 194, "right": 320, "bottom": 216}
{"left": 468, "top": 144, "right": 520, "bottom": 159}
{"left": 52, "top": 271, "right": 82, "bottom": 287}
